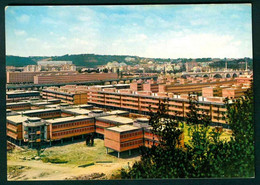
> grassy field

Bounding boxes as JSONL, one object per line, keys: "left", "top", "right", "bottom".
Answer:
{"left": 7, "top": 139, "right": 140, "bottom": 180}
{"left": 8, "top": 139, "right": 139, "bottom": 166}
{"left": 181, "top": 123, "right": 232, "bottom": 144}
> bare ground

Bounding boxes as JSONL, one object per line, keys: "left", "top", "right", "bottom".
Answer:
{"left": 7, "top": 139, "right": 140, "bottom": 181}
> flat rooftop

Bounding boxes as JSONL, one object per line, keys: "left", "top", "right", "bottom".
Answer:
{"left": 45, "top": 104, "right": 59, "bottom": 108}
{"left": 6, "top": 91, "right": 39, "bottom": 95}
{"left": 7, "top": 102, "right": 31, "bottom": 105}
{"left": 31, "top": 101, "right": 53, "bottom": 106}
{"left": 19, "top": 108, "right": 61, "bottom": 114}
{"left": 46, "top": 115, "right": 93, "bottom": 124}
{"left": 97, "top": 115, "right": 133, "bottom": 125}
{"left": 7, "top": 115, "right": 30, "bottom": 124}
{"left": 62, "top": 108, "right": 92, "bottom": 115}
{"left": 106, "top": 125, "right": 140, "bottom": 133}
{"left": 107, "top": 110, "right": 129, "bottom": 115}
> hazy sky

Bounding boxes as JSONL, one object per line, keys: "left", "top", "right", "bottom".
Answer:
{"left": 5, "top": 4, "right": 252, "bottom": 58}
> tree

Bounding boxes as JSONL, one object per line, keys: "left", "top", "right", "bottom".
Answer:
{"left": 222, "top": 81, "right": 254, "bottom": 177}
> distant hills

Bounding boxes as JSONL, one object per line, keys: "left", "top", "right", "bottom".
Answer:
{"left": 6, "top": 54, "right": 140, "bottom": 67}
{"left": 6, "top": 54, "right": 252, "bottom": 69}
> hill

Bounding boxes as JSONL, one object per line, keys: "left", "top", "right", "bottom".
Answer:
{"left": 6, "top": 54, "right": 140, "bottom": 67}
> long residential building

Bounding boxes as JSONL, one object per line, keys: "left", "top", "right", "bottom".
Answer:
{"left": 34, "top": 72, "right": 118, "bottom": 84}
{"left": 6, "top": 71, "right": 76, "bottom": 84}
{"left": 158, "top": 78, "right": 237, "bottom": 94}
{"left": 87, "top": 89, "right": 227, "bottom": 124}
{"left": 7, "top": 90, "right": 40, "bottom": 102}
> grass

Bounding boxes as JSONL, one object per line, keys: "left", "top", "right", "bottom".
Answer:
{"left": 8, "top": 165, "right": 31, "bottom": 179}
{"left": 181, "top": 123, "right": 232, "bottom": 145}
{"left": 7, "top": 148, "right": 38, "bottom": 161}
{"left": 38, "top": 172, "right": 50, "bottom": 178}
{"left": 7, "top": 139, "right": 137, "bottom": 169}
{"left": 41, "top": 139, "right": 121, "bottom": 166}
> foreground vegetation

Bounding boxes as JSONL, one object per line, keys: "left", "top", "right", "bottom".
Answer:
{"left": 120, "top": 83, "right": 254, "bottom": 178}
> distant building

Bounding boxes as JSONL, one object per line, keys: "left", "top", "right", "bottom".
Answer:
{"left": 24, "top": 65, "right": 42, "bottom": 72}
{"left": 34, "top": 72, "right": 118, "bottom": 84}
{"left": 37, "top": 60, "right": 72, "bottom": 65}
{"left": 6, "top": 71, "right": 76, "bottom": 84}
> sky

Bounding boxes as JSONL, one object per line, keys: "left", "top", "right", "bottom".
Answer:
{"left": 5, "top": 4, "right": 252, "bottom": 59}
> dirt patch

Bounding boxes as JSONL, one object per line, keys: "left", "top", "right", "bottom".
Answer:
{"left": 8, "top": 165, "right": 31, "bottom": 180}
{"left": 65, "top": 173, "right": 106, "bottom": 180}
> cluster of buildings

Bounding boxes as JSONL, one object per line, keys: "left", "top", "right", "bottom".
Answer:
{"left": 41, "top": 75, "right": 252, "bottom": 123}
{"left": 6, "top": 62, "right": 252, "bottom": 157}
{"left": 6, "top": 97, "right": 184, "bottom": 158}
{"left": 7, "top": 60, "right": 119, "bottom": 85}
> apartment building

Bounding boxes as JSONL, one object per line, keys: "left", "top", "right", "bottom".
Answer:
{"left": 95, "top": 115, "right": 134, "bottom": 135}
{"left": 142, "top": 80, "right": 159, "bottom": 93}
{"left": 7, "top": 102, "right": 31, "bottom": 111}
{"left": 222, "top": 87, "right": 248, "bottom": 99}
{"left": 87, "top": 89, "right": 227, "bottom": 124}
{"left": 104, "top": 125, "right": 143, "bottom": 158}
{"left": 23, "top": 117, "right": 47, "bottom": 146}
{"left": 7, "top": 115, "right": 29, "bottom": 145}
{"left": 130, "top": 81, "right": 143, "bottom": 91}
{"left": 42, "top": 87, "right": 88, "bottom": 105}
{"left": 20, "top": 108, "right": 61, "bottom": 119}
{"left": 158, "top": 79, "right": 236, "bottom": 94}
{"left": 34, "top": 72, "right": 118, "bottom": 84}
{"left": 46, "top": 116, "right": 95, "bottom": 142}
{"left": 6, "top": 91, "right": 40, "bottom": 102}
{"left": 6, "top": 71, "right": 76, "bottom": 84}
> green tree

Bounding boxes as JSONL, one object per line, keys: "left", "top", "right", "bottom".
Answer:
{"left": 222, "top": 82, "right": 254, "bottom": 177}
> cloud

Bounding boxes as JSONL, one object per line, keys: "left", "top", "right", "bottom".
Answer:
{"left": 25, "top": 37, "right": 39, "bottom": 42}
{"left": 14, "top": 29, "right": 26, "bottom": 36}
{"left": 6, "top": 5, "right": 252, "bottom": 58}
{"left": 16, "top": 14, "right": 30, "bottom": 23}
{"left": 143, "top": 33, "right": 252, "bottom": 58}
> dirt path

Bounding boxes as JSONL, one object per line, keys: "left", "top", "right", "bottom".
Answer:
{"left": 8, "top": 157, "right": 139, "bottom": 180}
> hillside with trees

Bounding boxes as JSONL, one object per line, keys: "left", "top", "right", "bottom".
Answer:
{"left": 6, "top": 54, "right": 140, "bottom": 67}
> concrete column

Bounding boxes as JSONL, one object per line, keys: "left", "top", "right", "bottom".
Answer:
{"left": 49, "top": 141, "right": 52, "bottom": 146}
{"left": 129, "top": 150, "right": 131, "bottom": 156}
{"left": 61, "top": 139, "right": 63, "bottom": 144}
{"left": 19, "top": 140, "right": 21, "bottom": 146}
{"left": 72, "top": 137, "right": 74, "bottom": 141}
{"left": 82, "top": 135, "right": 84, "bottom": 139}
{"left": 106, "top": 148, "right": 108, "bottom": 154}
{"left": 118, "top": 152, "right": 120, "bottom": 158}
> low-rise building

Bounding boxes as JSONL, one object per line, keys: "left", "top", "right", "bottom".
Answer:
{"left": 104, "top": 125, "right": 143, "bottom": 158}
{"left": 7, "top": 102, "right": 31, "bottom": 111}
{"left": 46, "top": 116, "right": 95, "bottom": 142}
{"left": 20, "top": 108, "right": 61, "bottom": 119}
{"left": 95, "top": 115, "right": 134, "bottom": 135}
{"left": 6, "top": 90, "right": 40, "bottom": 102}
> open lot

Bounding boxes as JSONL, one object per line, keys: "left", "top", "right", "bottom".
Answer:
{"left": 7, "top": 139, "right": 140, "bottom": 180}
